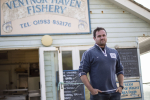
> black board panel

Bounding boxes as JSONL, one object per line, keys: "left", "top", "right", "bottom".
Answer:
{"left": 63, "top": 70, "right": 85, "bottom": 100}
{"left": 116, "top": 48, "right": 139, "bottom": 77}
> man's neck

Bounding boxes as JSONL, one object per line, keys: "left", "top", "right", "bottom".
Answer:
{"left": 101, "top": 48, "right": 105, "bottom": 52}
{"left": 95, "top": 44, "right": 106, "bottom": 54}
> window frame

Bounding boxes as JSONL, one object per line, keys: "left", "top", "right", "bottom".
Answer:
{"left": 60, "top": 46, "right": 92, "bottom": 70}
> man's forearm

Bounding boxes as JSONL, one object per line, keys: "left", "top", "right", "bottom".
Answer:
{"left": 80, "top": 75, "right": 102, "bottom": 95}
{"left": 117, "top": 74, "right": 124, "bottom": 86}
{"left": 80, "top": 75, "right": 94, "bottom": 92}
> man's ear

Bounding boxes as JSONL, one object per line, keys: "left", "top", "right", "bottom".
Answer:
{"left": 93, "top": 37, "right": 95, "bottom": 40}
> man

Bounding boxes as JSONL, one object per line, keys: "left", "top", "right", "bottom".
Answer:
{"left": 79, "top": 27, "right": 124, "bottom": 100}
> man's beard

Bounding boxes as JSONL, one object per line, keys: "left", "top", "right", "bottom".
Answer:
{"left": 97, "top": 43, "right": 106, "bottom": 47}
{"left": 99, "top": 41, "right": 106, "bottom": 46}
{"left": 100, "top": 44, "right": 105, "bottom": 46}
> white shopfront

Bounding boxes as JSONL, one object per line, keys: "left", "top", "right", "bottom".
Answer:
{"left": 1, "top": 0, "right": 150, "bottom": 100}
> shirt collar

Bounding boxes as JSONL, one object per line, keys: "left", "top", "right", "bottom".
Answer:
{"left": 95, "top": 44, "right": 107, "bottom": 56}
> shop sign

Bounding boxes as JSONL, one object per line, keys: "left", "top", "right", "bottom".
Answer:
{"left": 0, "top": 0, "right": 91, "bottom": 36}
{"left": 117, "top": 81, "right": 142, "bottom": 99}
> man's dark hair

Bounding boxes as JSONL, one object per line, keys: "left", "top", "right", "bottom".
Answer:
{"left": 93, "top": 27, "right": 107, "bottom": 38}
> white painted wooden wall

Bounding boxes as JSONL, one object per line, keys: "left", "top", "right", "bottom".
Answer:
{"left": 0, "top": 0, "right": 148, "bottom": 100}
{"left": 0, "top": 0, "right": 150, "bottom": 49}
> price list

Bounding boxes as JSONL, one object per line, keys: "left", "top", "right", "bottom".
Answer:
{"left": 63, "top": 70, "right": 85, "bottom": 100}
{"left": 117, "top": 49, "right": 139, "bottom": 77}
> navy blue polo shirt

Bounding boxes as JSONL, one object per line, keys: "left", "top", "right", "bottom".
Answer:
{"left": 79, "top": 44, "right": 124, "bottom": 94}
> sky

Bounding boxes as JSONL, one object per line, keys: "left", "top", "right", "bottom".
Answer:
{"left": 134, "top": 0, "right": 150, "bottom": 83}
{"left": 140, "top": 53, "right": 150, "bottom": 83}
{"left": 134, "top": 0, "right": 150, "bottom": 9}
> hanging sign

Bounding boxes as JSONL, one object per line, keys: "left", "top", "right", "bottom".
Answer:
{"left": 117, "top": 81, "right": 142, "bottom": 99}
{"left": 0, "top": 0, "right": 91, "bottom": 36}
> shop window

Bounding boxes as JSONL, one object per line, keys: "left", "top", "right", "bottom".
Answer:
{"left": 80, "top": 50, "right": 86, "bottom": 61}
{"left": 62, "top": 51, "right": 73, "bottom": 70}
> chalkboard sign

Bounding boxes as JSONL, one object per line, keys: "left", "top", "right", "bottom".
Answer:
{"left": 63, "top": 70, "right": 85, "bottom": 100}
{"left": 116, "top": 48, "right": 139, "bottom": 77}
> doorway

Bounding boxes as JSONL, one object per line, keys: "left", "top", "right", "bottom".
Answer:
{"left": 0, "top": 49, "right": 40, "bottom": 100}
{"left": 39, "top": 47, "right": 64, "bottom": 100}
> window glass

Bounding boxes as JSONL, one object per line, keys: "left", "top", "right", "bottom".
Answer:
{"left": 80, "top": 50, "right": 86, "bottom": 61}
{"left": 62, "top": 51, "right": 73, "bottom": 70}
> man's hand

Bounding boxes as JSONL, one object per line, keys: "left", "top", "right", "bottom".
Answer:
{"left": 80, "top": 75, "right": 102, "bottom": 95}
{"left": 116, "top": 87, "right": 122, "bottom": 93}
{"left": 91, "top": 89, "right": 102, "bottom": 95}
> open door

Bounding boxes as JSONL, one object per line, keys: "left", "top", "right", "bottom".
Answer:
{"left": 39, "top": 47, "right": 64, "bottom": 100}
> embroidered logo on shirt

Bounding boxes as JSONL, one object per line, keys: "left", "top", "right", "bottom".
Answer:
{"left": 110, "top": 53, "right": 116, "bottom": 58}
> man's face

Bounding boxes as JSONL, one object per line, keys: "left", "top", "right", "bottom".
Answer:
{"left": 93, "top": 30, "right": 107, "bottom": 47}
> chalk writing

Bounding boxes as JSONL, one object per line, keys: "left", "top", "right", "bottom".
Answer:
{"left": 117, "top": 49, "right": 139, "bottom": 77}
{"left": 63, "top": 70, "right": 85, "bottom": 100}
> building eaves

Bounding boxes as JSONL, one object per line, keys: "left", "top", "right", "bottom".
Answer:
{"left": 129, "top": 0, "right": 150, "bottom": 12}
{"left": 108, "top": 0, "right": 150, "bottom": 24}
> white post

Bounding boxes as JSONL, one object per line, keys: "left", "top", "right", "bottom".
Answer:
{"left": 39, "top": 48, "right": 46, "bottom": 100}
{"left": 58, "top": 47, "right": 64, "bottom": 100}
{"left": 136, "top": 37, "right": 144, "bottom": 100}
